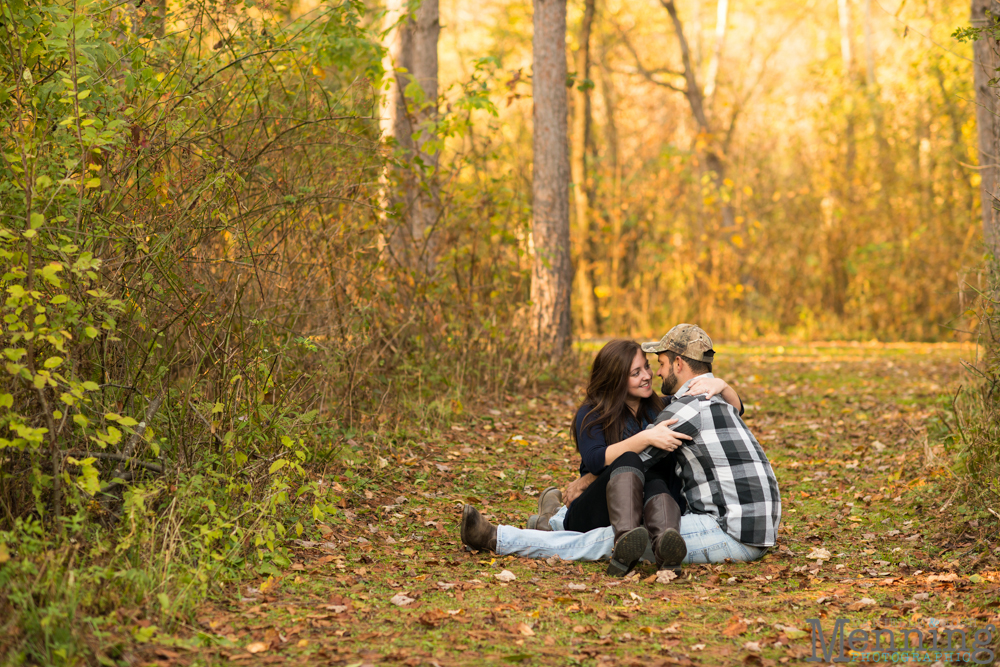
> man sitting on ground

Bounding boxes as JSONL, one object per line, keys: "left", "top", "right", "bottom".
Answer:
{"left": 462, "top": 324, "right": 781, "bottom": 566}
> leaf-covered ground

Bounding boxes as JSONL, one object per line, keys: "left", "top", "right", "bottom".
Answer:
{"left": 150, "top": 343, "right": 1000, "bottom": 666}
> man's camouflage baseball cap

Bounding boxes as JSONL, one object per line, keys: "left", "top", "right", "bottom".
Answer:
{"left": 640, "top": 324, "right": 715, "bottom": 362}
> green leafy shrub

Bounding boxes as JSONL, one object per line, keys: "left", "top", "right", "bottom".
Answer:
{"left": 955, "top": 262, "right": 1000, "bottom": 506}
{"left": 0, "top": 0, "right": 543, "bottom": 660}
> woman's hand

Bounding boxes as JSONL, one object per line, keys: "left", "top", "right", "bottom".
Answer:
{"left": 643, "top": 418, "right": 692, "bottom": 451}
{"left": 684, "top": 376, "right": 729, "bottom": 400}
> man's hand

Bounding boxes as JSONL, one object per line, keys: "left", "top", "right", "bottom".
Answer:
{"left": 564, "top": 473, "right": 596, "bottom": 506}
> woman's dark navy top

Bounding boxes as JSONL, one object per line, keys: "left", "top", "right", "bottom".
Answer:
{"left": 574, "top": 402, "right": 659, "bottom": 476}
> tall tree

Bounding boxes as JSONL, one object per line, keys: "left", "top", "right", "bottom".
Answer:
{"left": 974, "top": 0, "right": 1000, "bottom": 257}
{"left": 598, "top": 42, "right": 626, "bottom": 326}
{"left": 380, "top": 0, "right": 441, "bottom": 272}
{"left": 703, "top": 0, "right": 729, "bottom": 102}
{"left": 531, "top": 0, "right": 573, "bottom": 359}
{"left": 657, "top": 0, "right": 735, "bottom": 229}
{"left": 572, "top": 0, "right": 599, "bottom": 336}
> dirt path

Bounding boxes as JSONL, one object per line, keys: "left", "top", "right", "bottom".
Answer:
{"left": 170, "top": 342, "right": 1000, "bottom": 666}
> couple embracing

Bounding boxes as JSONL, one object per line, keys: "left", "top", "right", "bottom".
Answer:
{"left": 460, "top": 324, "right": 782, "bottom": 575}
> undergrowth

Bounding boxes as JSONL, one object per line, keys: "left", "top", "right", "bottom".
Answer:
{"left": 955, "top": 260, "right": 1000, "bottom": 508}
{"left": 0, "top": 0, "right": 544, "bottom": 663}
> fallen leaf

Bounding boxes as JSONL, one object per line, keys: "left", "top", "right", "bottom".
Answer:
{"left": 806, "top": 547, "right": 832, "bottom": 561}
{"left": 656, "top": 570, "right": 678, "bottom": 584}
{"left": 246, "top": 642, "right": 268, "bottom": 654}
{"left": 723, "top": 619, "right": 749, "bottom": 637}
{"left": 927, "top": 572, "right": 959, "bottom": 583}
{"left": 744, "top": 641, "right": 761, "bottom": 652}
{"left": 390, "top": 594, "right": 415, "bottom": 606}
{"left": 418, "top": 609, "right": 449, "bottom": 627}
{"left": 495, "top": 570, "right": 516, "bottom": 582}
{"left": 847, "top": 597, "right": 877, "bottom": 611}
{"left": 517, "top": 622, "right": 535, "bottom": 636}
{"left": 692, "top": 644, "right": 706, "bottom": 651}
{"left": 258, "top": 576, "right": 276, "bottom": 594}
{"left": 567, "top": 583, "right": 587, "bottom": 591}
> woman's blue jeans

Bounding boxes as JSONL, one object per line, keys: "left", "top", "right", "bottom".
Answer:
{"left": 495, "top": 506, "right": 766, "bottom": 564}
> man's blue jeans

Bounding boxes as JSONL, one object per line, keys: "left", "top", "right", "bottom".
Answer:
{"left": 495, "top": 506, "right": 766, "bottom": 564}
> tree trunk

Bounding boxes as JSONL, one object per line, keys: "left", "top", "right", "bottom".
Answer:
{"left": 530, "top": 0, "right": 573, "bottom": 360}
{"left": 660, "top": 0, "right": 734, "bottom": 229}
{"left": 380, "top": 0, "right": 440, "bottom": 272}
{"left": 838, "top": 0, "right": 853, "bottom": 71}
{"left": 974, "top": 0, "right": 1000, "bottom": 257}
{"left": 572, "top": 0, "right": 599, "bottom": 337}
{"left": 599, "top": 47, "right": 624, "bottom": 327}
{"left": 703, "top": 0, "right": 729, "bottom": 102}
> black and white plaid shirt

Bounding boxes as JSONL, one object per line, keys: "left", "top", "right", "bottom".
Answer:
{"left": 640, "top": 375, "right": 781, "bottom": 547}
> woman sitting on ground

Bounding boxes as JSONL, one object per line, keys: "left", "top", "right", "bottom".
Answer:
{"left": 459, "top": 338, "right": 742, "bottom": 575}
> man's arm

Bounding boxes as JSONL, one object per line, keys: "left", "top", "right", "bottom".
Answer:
{"left": 564, "top": 473, "right": 596, "bottom": 505}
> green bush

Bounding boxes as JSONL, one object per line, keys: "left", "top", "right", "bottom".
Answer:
{"left": 955, "top": 261, "right": 1000, "bottom": 506}
{"left": 0, "top": 0, "right": 375, "bottom": 660}
{"left": 0, "top": 0, "right": 542, "bottom": 660}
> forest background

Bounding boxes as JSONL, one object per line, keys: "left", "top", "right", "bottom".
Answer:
{"left": 1, "top": 0, "right": 998, "bottom": 663}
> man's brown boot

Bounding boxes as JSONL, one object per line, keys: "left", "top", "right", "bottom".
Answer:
{"left": 531, "top": 486, "right": 562, "bottom": 531}
{"left": 460, "top": 505, "right": 497, "bottom": 552}
{"left": 606, "top": 467, "right": 649, "bottom": 576}
{"left": 644, "top": 493, "right": 687, "bottom": 568}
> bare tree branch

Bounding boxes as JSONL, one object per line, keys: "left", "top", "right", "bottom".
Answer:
{"left": 658, "top": 0, "right": 711, "bottom": 133}
{"left": 614, "top": 26, "right": 688, "bottom": 93}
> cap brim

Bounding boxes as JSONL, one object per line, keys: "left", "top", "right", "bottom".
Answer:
{"left": 640, "top": 342, "right": 665, "bottom": 353}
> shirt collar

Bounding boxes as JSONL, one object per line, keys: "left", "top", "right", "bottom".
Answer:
{"left": 673, "top": 372, "right": 715, "bottom": 399}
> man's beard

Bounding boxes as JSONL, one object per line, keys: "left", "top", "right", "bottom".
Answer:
{"left": 661, "top": 368, "right": 679, "bottom": 395}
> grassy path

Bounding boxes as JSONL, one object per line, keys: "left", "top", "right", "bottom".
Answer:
{"left": 168, "top": 343, "right": 1000, "bottom": 666}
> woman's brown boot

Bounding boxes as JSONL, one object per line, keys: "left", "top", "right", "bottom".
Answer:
{"left": 644, "top": 493, "right": 687, "bottom": 568}
{"left": 606, "top": 466, "right": 649, "bottom": 576}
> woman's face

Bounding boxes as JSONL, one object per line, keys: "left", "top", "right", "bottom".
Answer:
{"left": 626, "top": 350, "right": 654, "bottom": 400}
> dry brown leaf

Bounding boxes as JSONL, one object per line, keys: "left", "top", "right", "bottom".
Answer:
{"left": 418, "top": 609, "right": 449, "bottom": 627}
{"left": 806, "top": 547, "right": 832, "bottom": 561}
{"left": 723, "top": 619, "right": 749, "bottom": 637}
{"left": 517, "top": 622, "right": 535, "bottom": 636}
{"left": 245, "top": 642, "right": 268, "bottom": 654}
{"left": 656, "top": 569, "right": 678, "bottom": 584}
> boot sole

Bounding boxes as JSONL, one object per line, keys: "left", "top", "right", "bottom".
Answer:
{"left": 607, "top": 527, "right": 649, "bottom": 577}
{"left": 656, "top": 528, "right": 687, "bottom": 567}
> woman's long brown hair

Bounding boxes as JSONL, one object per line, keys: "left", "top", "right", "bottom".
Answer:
{"left": 571, "top": 339, "right": 665, "bottom": 449}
